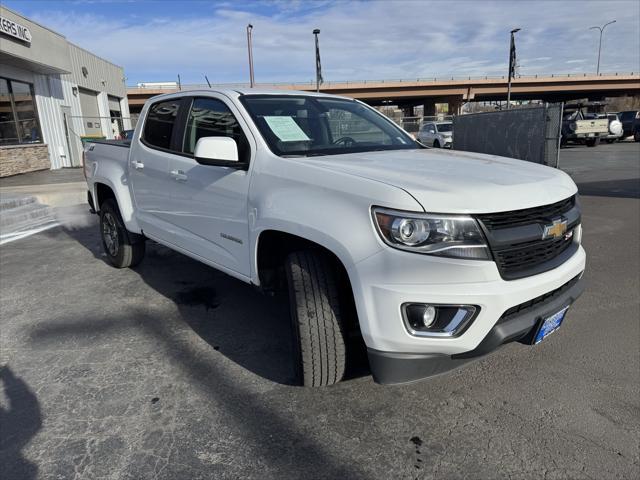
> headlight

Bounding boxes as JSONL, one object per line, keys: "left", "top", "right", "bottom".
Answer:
{"left": 372, "top": 207, "right": 490, "bottom": 260}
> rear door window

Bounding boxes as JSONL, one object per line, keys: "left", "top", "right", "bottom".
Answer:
{"left": 143, "top": 100, "right": 181, "bottom": 150}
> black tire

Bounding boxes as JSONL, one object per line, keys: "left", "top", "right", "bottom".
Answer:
{"left": 285, "top": 251, "right": 346, "bottom": 387}
{"left": 433, "top": 140, "right": 441, "bottom": 148}
{"left": 635, "top": 131, "right": 640, "bottom": 142}
{"left": 99, "top": 199, "right": 145, "bottom": 268}
{"left": 606, "top": 139, "right": 614, "bottom": 144}
{"left": 585, "top": 137, "right": 599, "bottom": 147}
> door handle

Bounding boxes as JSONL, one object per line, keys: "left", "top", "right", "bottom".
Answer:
{"left": 170, "top": 169, "right": 188, "bottom": 181}
{"left": 131, "top": 161, "right": 144, "bottom": 170}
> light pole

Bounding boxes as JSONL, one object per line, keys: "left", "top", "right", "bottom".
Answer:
{"left": 247, "top": 24, "right": 255, "bottom": 88}
{"left": 589, "top": 20, "right": 616, "bottom": 75}
{"left": 506, "top": 28, "right": 520, "bottom": 110}
{"left": 313, "top": 29, "right": 322, "bottom": 92}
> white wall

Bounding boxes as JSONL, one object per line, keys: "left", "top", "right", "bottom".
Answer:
{"left": 33, "top": 74, "right": 70, "bottom": 168}
{"left": 120, "top": 97, "right": 132, "bottom": 130}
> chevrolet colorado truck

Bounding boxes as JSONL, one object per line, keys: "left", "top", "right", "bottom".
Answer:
{"left": 83, "top": 89, "right": 586, "bottom": 386}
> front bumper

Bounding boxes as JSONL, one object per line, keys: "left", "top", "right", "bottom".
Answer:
{"left": 349, "top": 237, "right": 586, "bottom": 383}
{"left": 367, "top": 275, "right": 585, "bottom": 384}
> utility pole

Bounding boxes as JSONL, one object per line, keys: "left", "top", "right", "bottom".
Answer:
{"left": 589, "top": 20, "right": 616, "bottom": 75}
{"left": 313, "top": 29, "right": 322, "bottom": 92}
{"left": 506, "top": 28, "right": 520, "bottom": 109}
{"left": 247, "top": 24, "right": 255, "bottom": 87}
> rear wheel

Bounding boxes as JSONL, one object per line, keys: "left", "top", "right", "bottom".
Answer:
{"left": 606, "top": 139, "right": 615, "bottom": 144}
{"left": 635, "top": 131, "right": 640, "bottom": 142}
{"left": 585, "top": 137, "right": 599, "bottom": 147}
{"left": 285, "top": 250, "right": 346, "bottom": 387}
{"left": 100, "top": 199, "right": 145, "bottom": 268}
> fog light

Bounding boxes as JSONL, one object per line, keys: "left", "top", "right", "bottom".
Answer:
{"left": 402, "top": 303, "right": 479, "bottom": 338}
{"left": 422, "top": 305, "right": 436, "bottom": 327}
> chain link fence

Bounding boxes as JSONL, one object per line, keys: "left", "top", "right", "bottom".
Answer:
{"left": 388, "top": 115, "right": 454, "bottom": 135}
{"left": 452, "top": 104, "right": 563, "bottom": 167}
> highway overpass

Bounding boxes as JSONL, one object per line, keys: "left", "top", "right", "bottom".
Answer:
{"left": 127, "top": 73, "right": 640, "bottom": 115}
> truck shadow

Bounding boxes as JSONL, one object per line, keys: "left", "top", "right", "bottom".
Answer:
{"left": 0, "top": 366, "right": 42, "bottom": 480}
{"left": 61, "top": 222, "right": 370, "bottom": 386}
{"left": 26, "top": 307, "right": 370, "bottom": 479}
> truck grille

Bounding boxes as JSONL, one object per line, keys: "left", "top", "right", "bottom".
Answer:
{"left": 493, "top": 234, "right": 575, "bottom": 276}
{"left": 477, "top": 196, "right": 575, "bottom": 230}
{"left": 476, "top": 196, "right": 579, "bottom": 280}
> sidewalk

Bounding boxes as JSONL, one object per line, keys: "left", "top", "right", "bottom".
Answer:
{"left": 0, "top": 168, "right": 86, "bottom": 207}
{"left": 0, "top": 168, "right": 88, "bottom": 245}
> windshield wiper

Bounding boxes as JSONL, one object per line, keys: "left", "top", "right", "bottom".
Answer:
{"left": 281, "top": 152, "right": 328, "bottom": 158}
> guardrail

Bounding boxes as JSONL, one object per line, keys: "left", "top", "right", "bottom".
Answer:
{"left": 129, "top": 72, "right": 638, "bottom": 90}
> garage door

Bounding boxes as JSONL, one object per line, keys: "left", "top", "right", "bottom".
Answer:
{"left": 78, "top": 88, "right": 102, "bottom": 137}
{"left": 108, "top": 95, "right": 121, "bottom": 113}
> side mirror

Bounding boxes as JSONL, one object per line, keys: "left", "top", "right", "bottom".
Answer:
{"left": 194, "top": 136, "right": 244, "bottom": 168}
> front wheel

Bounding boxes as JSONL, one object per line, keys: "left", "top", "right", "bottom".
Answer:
{"left": 100, "top": 199, "right": 145, "bottom": 268}
{"left": 285, "top": 251, "right": 346, "bottom": 387}
{"left": 433, "top": 140, "right": 441, "bottom": 148}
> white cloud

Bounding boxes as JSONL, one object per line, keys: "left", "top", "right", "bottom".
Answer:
{"left": 28, "top": 0, "right": 640, "bottom": 85}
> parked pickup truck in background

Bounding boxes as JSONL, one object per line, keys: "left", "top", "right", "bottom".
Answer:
{"left": 561, "top": 103, "right": 609, "bottom": 147}
{"left": 84, "top": 89, "right": 586, "bottom": 386}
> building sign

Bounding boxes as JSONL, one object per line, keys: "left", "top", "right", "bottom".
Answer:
{"left": 0, "top": 16, "right": 32, "bottom": 44}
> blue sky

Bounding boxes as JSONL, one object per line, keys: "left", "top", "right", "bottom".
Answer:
{"left": 4, "top": 0, "right": 639, "bottom": 86}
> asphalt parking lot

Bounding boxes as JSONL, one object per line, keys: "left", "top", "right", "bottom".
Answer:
{"left": 1, "top": 142, "right": 639, "bottom": 480}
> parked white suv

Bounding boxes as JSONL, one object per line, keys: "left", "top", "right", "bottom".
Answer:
{"left": 417, "top": 121, "right": 453, "bottom": 148}
{"left": 83, "top": 89, "right": 586, "bottom": 386}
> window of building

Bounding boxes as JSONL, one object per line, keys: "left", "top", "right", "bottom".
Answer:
{"left": 183, "top": 97, "right": 250, "bottom": 162}
{"left": 0, "top": 77, "right": 42, "bottom": 146}
{"left": 142, "top": 99, "right": 180, "bottom": 150}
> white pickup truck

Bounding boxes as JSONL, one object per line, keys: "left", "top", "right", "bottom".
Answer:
{"left": 84, "top": 89, "right": 586, "bottom": 386}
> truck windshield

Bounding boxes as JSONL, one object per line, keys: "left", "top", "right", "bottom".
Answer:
{"left": 240, "top": 94, "right": 420, "bottom": 157}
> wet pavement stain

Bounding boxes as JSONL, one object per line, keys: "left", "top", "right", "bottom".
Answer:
{"left": 174, "top": 286, "right": 219, "bottom": 310}
{"left": 410, "top": 436, "right": 424, "bottom": 475}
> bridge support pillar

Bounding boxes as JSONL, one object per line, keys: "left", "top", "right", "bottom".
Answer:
{"left": 422, "top": 101, "right": 436, "bottom": 117}
{"left": 400, "top": 105, "right": 414, "bottom": 117}
{"left": 448, "top": 98, "right": 463, "bottom": 115}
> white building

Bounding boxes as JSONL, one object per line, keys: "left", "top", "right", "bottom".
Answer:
{"left": 0, "top": 6, "right": 131, "bottom": 176}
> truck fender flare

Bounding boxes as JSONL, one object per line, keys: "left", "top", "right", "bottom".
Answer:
{"left": 91, "top": 176, "right": 142, "bottom": 234}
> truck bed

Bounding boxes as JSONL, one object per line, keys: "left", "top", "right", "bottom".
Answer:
{"left": 88, "top": 139, "right": 131, "bottom": 148}
{"left": 84, "top": 140, "right": 130, "bottom": 176}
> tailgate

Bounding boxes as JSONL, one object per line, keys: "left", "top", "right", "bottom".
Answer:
{"left": 574, "top": 119, "right": 609, "bottom": 135}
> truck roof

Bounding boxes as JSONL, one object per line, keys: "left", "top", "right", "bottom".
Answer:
{"left": 147, "top": 88, "right": 353, "bottom": 102}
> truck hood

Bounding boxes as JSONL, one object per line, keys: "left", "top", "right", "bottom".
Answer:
{"left": 304, "top": 148, "right": 577, "bottom": 213}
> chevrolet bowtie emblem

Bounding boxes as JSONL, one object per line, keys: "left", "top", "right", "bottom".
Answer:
{"left": 542, "top": 218, "right": 568, "bottom": 240}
